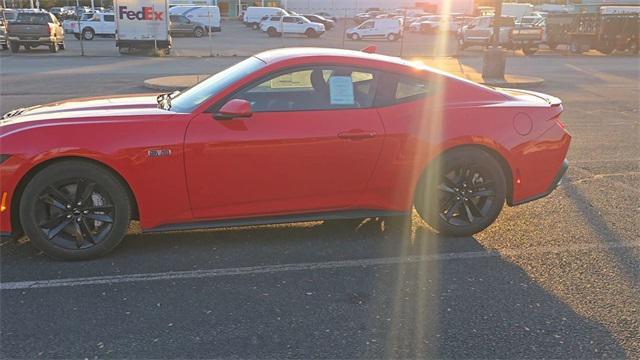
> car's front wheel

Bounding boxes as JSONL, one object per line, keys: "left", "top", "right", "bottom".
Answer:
{"left": 193, "top": 27, "right": 204, "bottom": 38}
{"left": 20, "top": 160, "right": 131, "bottom": 260}
{"left": 414, "top": 148, "right": 506, "bottom": 237}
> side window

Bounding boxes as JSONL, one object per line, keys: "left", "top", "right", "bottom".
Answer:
{"left": 360, "top": 21, "right": 374, "bottom": 29}
{"left": 104, "top": 15, "right": 115, "bottom": 22}
{"left": 231, "top": 66, "right": 377, "bottom": 112}
{"left": 283, "top": 16, "right": 295, "bottom": 23}
{"left": 375, "top": 72, "right": 432, "bottom": 107}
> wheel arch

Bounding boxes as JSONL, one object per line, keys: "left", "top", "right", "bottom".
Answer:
{"left": 10, "top": 156, "right": 140, "bottom": 236}
{"left": 417, "top": 143, "right": 514, "bottom": 206}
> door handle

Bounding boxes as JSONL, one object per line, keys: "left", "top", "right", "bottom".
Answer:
{"left": 338, "top": 130, "right": 376, "bottom": 140}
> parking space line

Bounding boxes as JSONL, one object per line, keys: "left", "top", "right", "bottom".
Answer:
{"left": 2, "top": 241, "right": 638, "bottom": 291}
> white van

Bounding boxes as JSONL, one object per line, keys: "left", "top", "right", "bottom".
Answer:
{"left": 244, "top": 7, "right": 286, "bottom": 29}
{"left": 346, "top": 18, "right": 402, "bottom": 41}
{"left": 169, "top": 6, "right": 221, "bottom": 32}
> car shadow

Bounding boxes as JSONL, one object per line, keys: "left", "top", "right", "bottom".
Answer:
{"left": 0, "top": 217, "right": 626, "bottom": 358}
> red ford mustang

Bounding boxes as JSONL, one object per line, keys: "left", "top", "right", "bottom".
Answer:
{"left": 0, "top": 48, "right": 570, "bottom": 260}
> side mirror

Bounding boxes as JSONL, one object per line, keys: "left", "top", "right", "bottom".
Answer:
{"left": 215, "top": 99, "right": 253, "bottom": 120}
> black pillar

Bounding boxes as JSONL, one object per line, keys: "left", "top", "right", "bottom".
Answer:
{"left": 482, "top": 0, "right": 506, "bottom": 80}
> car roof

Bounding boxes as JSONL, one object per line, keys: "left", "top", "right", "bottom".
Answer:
{"left": 255, "top": 47, "right": 428, "bottom": 72}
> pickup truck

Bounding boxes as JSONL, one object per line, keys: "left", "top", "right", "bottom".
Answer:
{"left": 458, "top": 15, "right": 544, "bottom": 55}
{"left": 6, "top": 9, "right": 65, "bottom": 53}
{"left": 63, "top": 12, "right": 115, "bottom": 40}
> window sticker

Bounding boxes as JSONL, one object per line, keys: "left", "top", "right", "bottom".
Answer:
{"left": 329, "top": 76, "right": 355, "bottom": 105}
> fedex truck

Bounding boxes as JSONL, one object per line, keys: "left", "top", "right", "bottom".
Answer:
{"left": 115, "top": 0, "right": 171, "bottom": 54}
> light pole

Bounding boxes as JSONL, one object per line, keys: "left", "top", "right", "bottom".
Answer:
{"left": 481, "top": 0, "right": 506, "bottom": 80}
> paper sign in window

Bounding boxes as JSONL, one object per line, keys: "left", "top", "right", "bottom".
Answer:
{"left": 329, "top": 76, "right": 355, "bottom": 105}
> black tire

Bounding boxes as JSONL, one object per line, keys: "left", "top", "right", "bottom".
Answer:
{"left": 74, "top": 33, "right": 81, "bottom": 40}
{"left": 193, "top": 27, "right": 204, "bottom": 38}
{"left": 414, "top": 148, "right": 506, "bottom": 237}
{"left": 59, "top": 41, "right": 65, "bottom": 50}
{"left": 9, "top": 41, "right": 19, "bottom": 53}
{"left": 350, "top": 33, "right": 360, "bottom": 41}
{"left": 82, "top": 28, "right": 95, "bottom": 41}
{"left": 252, "top": 22, "right": 259, "bottom": 30}
{"left": 547, "top": 42, "right": 558, "bottom": 50}
{"left": 457, "top": 37, "right": 467, "bottom": 51}
{"left": 387, "top": 33, "right": 398, "bottom": 41}
{"left": 19, "top": 160, "right": 132, "bottom": 260}
{"left": 1, "top": 44, "right": 7, "bottom": 50}
{"left": 267, "top": 27, "right": 279, "bottom": 37}
{"left": 305, "top": 28, "right": 317, "bottom": 38}
{"left": 49, "top": 42, "right": 59, "bottom": 53}
{"left": 522, "top": 46, "right": 538, "bottom": 55}
{"left": 570, "top": 39, "right": 584, "bottom": 54}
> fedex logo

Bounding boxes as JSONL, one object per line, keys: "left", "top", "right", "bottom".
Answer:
{"left": 118, "top": 6, "right": 164, "bottom": 21}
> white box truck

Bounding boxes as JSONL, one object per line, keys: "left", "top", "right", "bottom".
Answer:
{"left": 115, "top": 0, "right": 171, "bottom": 54}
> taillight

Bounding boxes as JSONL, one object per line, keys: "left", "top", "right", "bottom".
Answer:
{"left": 47, "top": 23, "right": 53, "bottom": 35}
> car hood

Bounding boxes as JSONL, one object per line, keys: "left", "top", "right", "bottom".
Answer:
{"left": 1, "top": 93, "right": 174, "bottom": 126}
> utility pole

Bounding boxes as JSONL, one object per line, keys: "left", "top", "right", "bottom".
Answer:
{"left": 482, "top": 0, "right": 505, "bottom": 80}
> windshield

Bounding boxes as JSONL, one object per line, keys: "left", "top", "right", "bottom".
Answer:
{"left": 170, "top": 56, "right": 266, "bottom": 113}
{"left": 15, "top": 13, "right": 50, "bottom": 24}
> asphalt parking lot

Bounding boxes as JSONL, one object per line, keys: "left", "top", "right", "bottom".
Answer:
{"left": 0, "top": 40, "right": 639, "bottom": 358}
{"left": 1, "top": 18, "right": 637, "bottom": 58}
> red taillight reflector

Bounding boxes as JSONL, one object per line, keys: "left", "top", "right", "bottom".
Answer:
{"left": 554, "top": 116, "right": 566, "bottom": 129}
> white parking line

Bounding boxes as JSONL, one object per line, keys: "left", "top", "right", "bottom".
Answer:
{"left": 2, "top": 241, "right": 638, "bottom": 291}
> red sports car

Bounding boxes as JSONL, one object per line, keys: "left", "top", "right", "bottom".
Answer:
{"left": 0, "top": 48, "right": 570, "bottom": 260}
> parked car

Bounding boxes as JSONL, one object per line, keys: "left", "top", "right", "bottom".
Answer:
{"left": 410, "top": 14, "right": 467, "bottom": 33}
{"left": 261, "top": 15, "right": 325, "bottom": 38}
{"left": 516, "top": 15, "right": 544, "bottom": 28}
{"left": 169, "top": 5, "right": 221, "bottom": 32}
{"left": 49, "top": 7, "right": 63, "bottom": 17}
{"left": 539, "top": 13, "right": 575, "bottom": 50}
{"left": 301, "top": 14, "right": 334, "bottom": 30}
{"left": 315, "top": 12, "right": 337, "bottom": 22}
{"left": 0, "top": 47, "right": 570, "bottom": 260}
{"left": 244, "top": 6, "right": 286, "bottom": 29}
{"left": 64, "top": 12, "right": 115, "bottom": 40}
{"left": 6, "top": 10, "right": 65, "bottom": 53}
{"left": 347, "top": 18, "right": 402, "bottom": 41}
{"left": 458, "top": 16, "right": 543, "bottom": 55}
{"left": 169, "top": 14, "right": 206, "bottom": 38}
{"left": 353, "top": 10, "right": 384, "bottom": 24}
{"left": 0, "top": 19, "right": 6, "bottom": 50}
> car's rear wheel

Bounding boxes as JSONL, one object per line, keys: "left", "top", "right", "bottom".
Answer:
{"left": 414, "top": 148, "right": 506, "bottom": 237}
{"left": 20, "top": 160, "right": 131, "bottom": 260}
{"left": 9, "top": 41, "right": 19, "bottom": 53}
{"left": 387, "top": 33, "right": 398, "bottom": 41}
{"left": 522, "top": 45, "right": 539, "bottom": 55}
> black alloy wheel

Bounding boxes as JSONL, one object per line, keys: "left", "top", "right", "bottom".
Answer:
{"left": 34, "top": 178, "right": 114, "bottom": 250}
{"left": 415, "top": 149, "right": 506, "bottom": 236}
{"left": 20, "top": 160, "right": 131, "bottom": 260}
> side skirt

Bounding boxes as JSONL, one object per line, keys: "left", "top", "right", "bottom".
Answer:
{"left": 145, "top": 209, "right": 409, "bottom": 234}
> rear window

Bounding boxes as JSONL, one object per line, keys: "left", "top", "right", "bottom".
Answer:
{"left": 15, "top": 13, "right": 50, "bottom": 24}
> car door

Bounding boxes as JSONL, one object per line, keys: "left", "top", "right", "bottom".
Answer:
{"left": 281, "top": 16, "right": 296, "bottom": 33}
{"left": 359, "top": 20, "right": 375, "bottom": 38}
{"left": 184, "top": 65, "right": 385, "bottom": 220}
{"left": 103, "top": 14, "right": 115, "bottom": 34}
